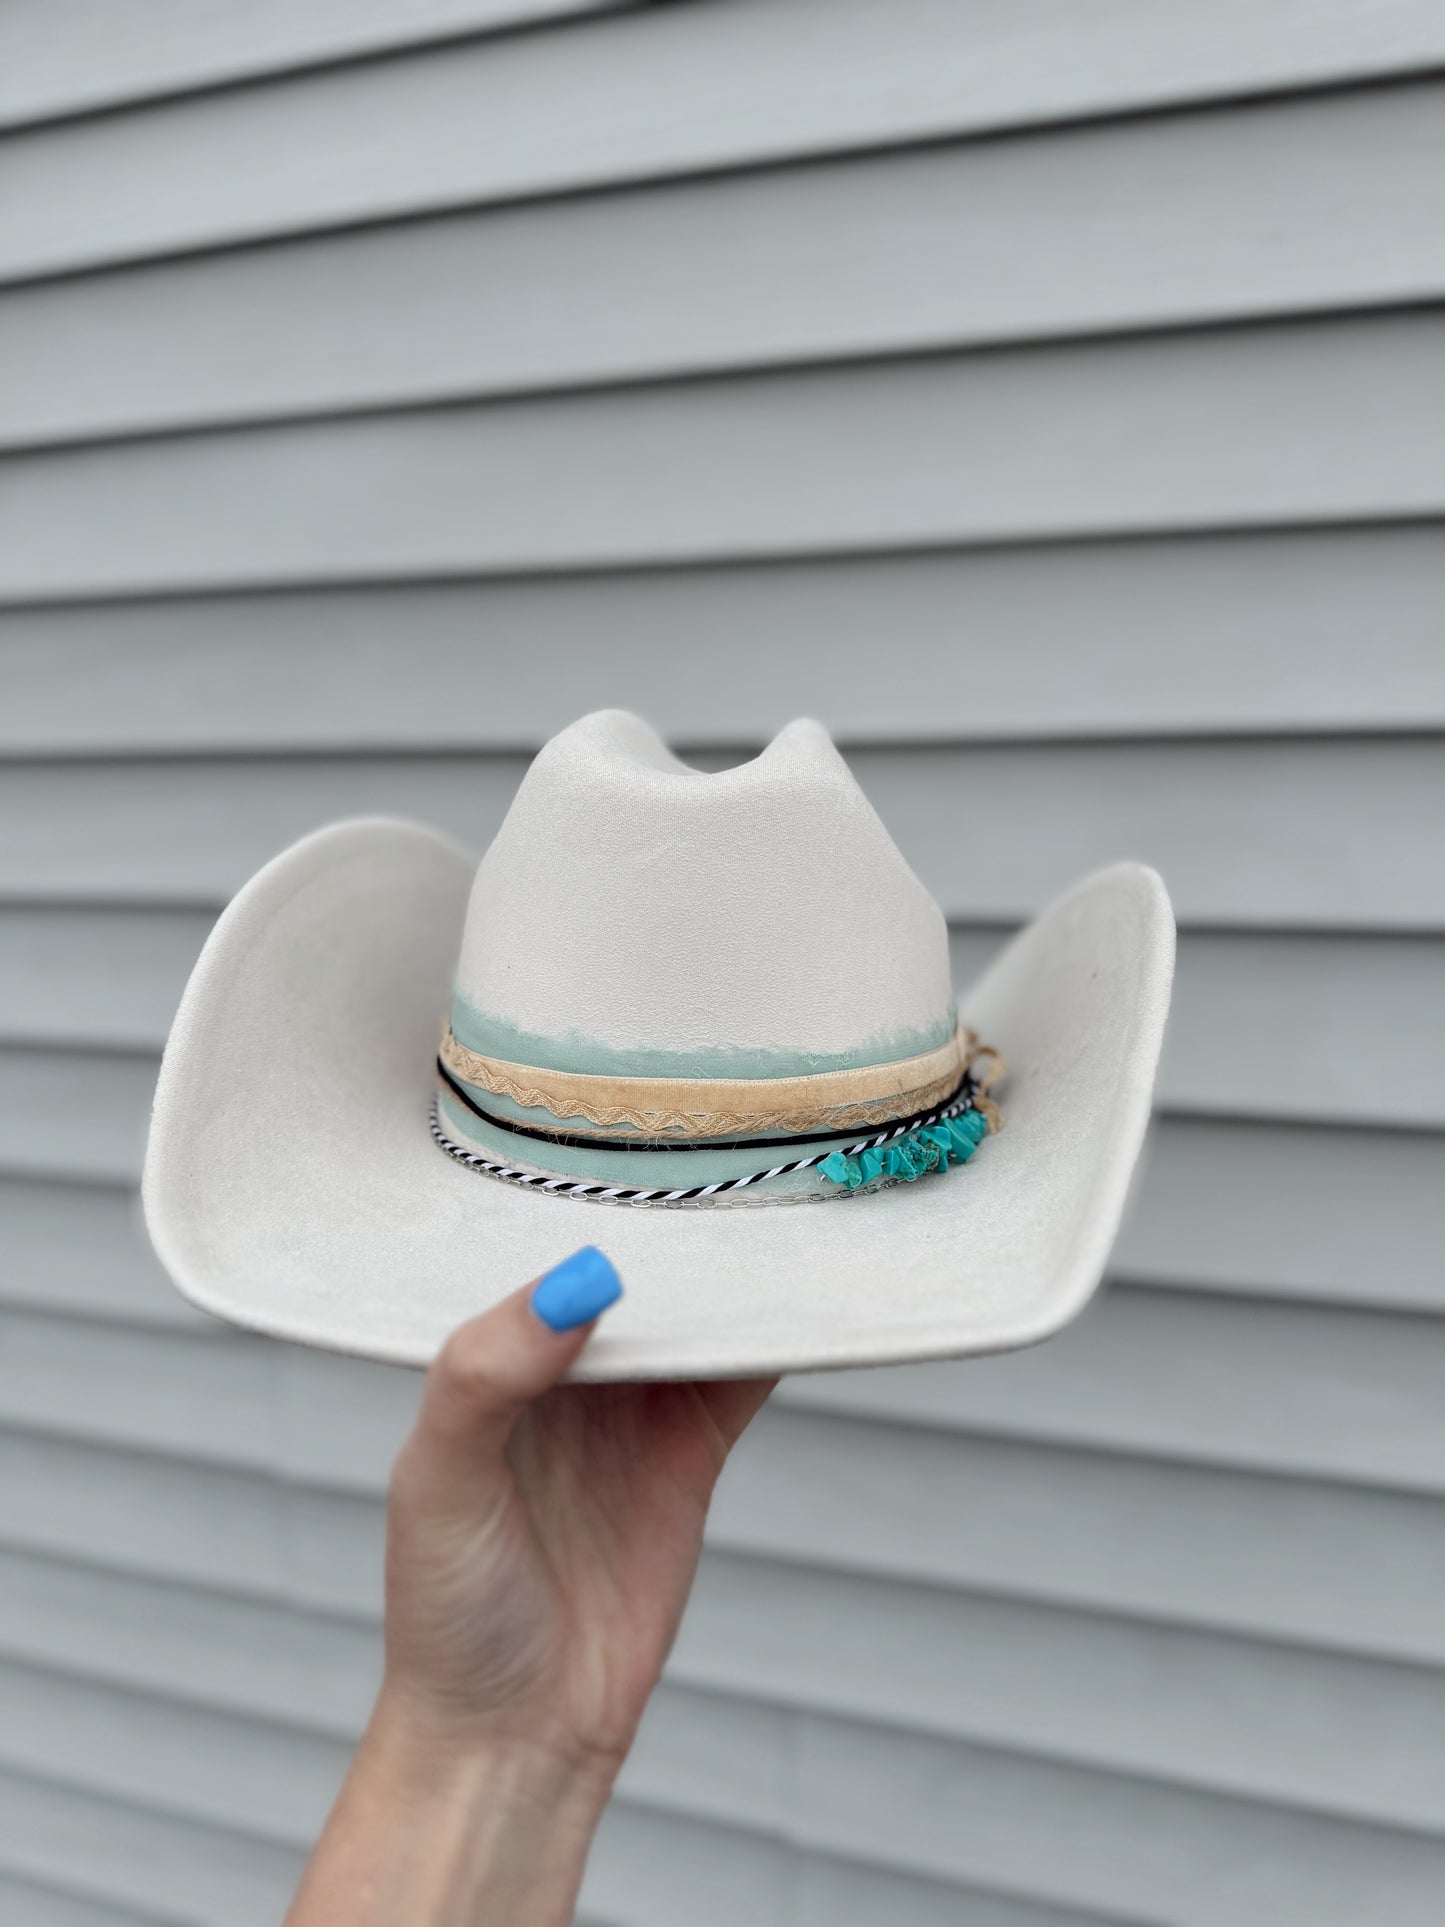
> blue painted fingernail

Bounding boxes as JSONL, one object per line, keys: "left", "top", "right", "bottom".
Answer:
{"left": 531, "top": 1246, "right": 623, "bottom": 1332}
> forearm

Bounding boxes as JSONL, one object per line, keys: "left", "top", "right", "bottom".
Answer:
{"left": 285, "top": 1691, "right": 616, "bottom": 1926}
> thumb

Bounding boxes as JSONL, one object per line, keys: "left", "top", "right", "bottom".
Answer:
{"left": 413, "top": 1246, "right": 624, "bottom": 1470}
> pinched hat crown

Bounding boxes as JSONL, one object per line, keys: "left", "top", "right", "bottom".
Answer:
{"left": 435, "top": 712, "right": 1000, "bottom": 1206}
{"left": 452, "top": 709, "right": 954, "bottom": 1077}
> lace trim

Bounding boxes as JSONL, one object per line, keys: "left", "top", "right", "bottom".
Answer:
{"left": 439, "top": 1020, "right": 981, "bottom": 1136}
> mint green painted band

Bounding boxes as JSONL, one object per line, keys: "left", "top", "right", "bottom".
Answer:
{"left": 438, "top": 1086, "right": 849, "bottom": 1192}
{"left": 449, "top": 993, "right": 958, "bottom": 1083}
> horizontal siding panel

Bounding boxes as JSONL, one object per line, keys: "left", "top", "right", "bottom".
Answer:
{"left": 0, "top": 1760, "right": 814, "bottom": 1927}
{"left": 0, "top": 1673, "right": 1159, "bottom": 1927}
{"left": 0, "top": 1871, "right": 163, "bottom": 1926}
{"left": 584, "top": 1805, "right": 793, "bottom": 1927}
{"left": 6, "top": 913, "right": 1439, "bottom": 1128}
{"left": 0, "top": 0, "right": 623, "bottom": 131}
{"left": 1114, "top": 1118, "right": 1445, "bottom": 1311}
{"left": 4, "top": 317, "right": 1444, "bottom": 600}
{"left": 0, "top": 753, "right": 505, "bottom": 905}
{"left": 0, "top": 1050, "right": 156, "bottom": 1185}
{"left": 1150, "top": 930, "right": 1445, "bottom": 1129}
{"left": 681, "top": 1554, "right": 1445, "bottom": 1842}
{"left": 4, "top": 529, "right": 1444, "bottom": 750}
{"left": 6, "top": 83, "right": 1444, "bottom": 449}
{"left": 783, "top": 1859, "right": 1123, "bottom": 1927}
{"left": 10, "top": 1278, "right": 1445, "bottom": 1497}
{"left": 2, "top": 740, "right": 1442, "bottom": 930}
{"left": 0, "top": 1657, "right": 1084, "bottom": 1922}
{"left": 781, "top": 1287, "right": 1445, "bottom": 1490}
{"left": 0, "top": 1427, "right": 384, "bottom": 1612}
{"left": 7, "top": 1541, "right": 1445, "bottom": 1838}
{"left": 874, "top": 738, "right": 1445, "bottom": 931}
{"left": 0, "top": 1312, "right": 286, "bottom": 1473}
{"left": 583, "top": 1809, "right": 1103, "bottom": 1927}
{"left": 0, "top": 1784, "right": 1138, "bottom": 1927}
{"left": 6, "top": 1656, "right": 1445, "bottom": 1927}
{"left": 3, "top": 0, "right": 1443, "bottom": 283}
{"left": 588, "top": 1807, "right": 850, "bottom": 1927}
{"left": 959, "top": 927, "right": 1445, "bottom": 1133}
{"left": 713, "top": 1410, "right": 1445, "bottom": 1670}
{"left": 0, "top": 1767, "right": 302, "bottom": 1927}
{"left": 7, "top": 1057, "right": 1442, "bottom": 1309}
{"left": 7, "top": 1409, "right": 1445, "bottom": 1667}
{"left": 0, "top": 1178, "right": 213, "bottom": 1328}
{"left": 0, "top": 1657, "right": 342, "bottom": 1859}
{"left": 602, "top": 1812, "right": 1120, "bottom": 1927}
{"left": 11, "top": 1304, "right": 1445, "bottom": 1660}
{"left": 0, "top": 1762, "right": 738, "bottom": 1927}
{"left": 0, "top": 1550, "right": 382, "bottom": 1736}
{"left": 0, "top": 910, "right": 211, "bottom": 1053}
{"left": 763, "top": 1710, "right": 1445, "bottom": 1927}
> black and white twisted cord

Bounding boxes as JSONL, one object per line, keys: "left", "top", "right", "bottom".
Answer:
{"left": 429, "top": 1077, "right": 978, "bottom": 1206}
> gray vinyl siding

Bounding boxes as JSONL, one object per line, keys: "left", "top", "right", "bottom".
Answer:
{"left": 1, "top": 3, "right": 1443, "bottom": 1921}
{"left": 0, "top": 1, "right": 622, "bottom": 130}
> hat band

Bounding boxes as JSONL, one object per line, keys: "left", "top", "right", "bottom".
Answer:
{"left": 438, "top": 1055, "right": 997, "bottom": 1156}
{"left": 428, "top": 1076, "right": 993, "bottom": 1207}
{"left": 438, "top": 1019, "right": 989, "bottom": 1140}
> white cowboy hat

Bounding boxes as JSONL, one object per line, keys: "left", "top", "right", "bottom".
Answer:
{"left": 142, "top": 711, "right": 1173, "bottom": 1380}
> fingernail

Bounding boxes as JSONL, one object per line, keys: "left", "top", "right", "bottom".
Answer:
{"left": 531, "top": 1246, "right": 623, "bottom": 1333}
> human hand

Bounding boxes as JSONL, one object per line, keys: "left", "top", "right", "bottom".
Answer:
{"left": 287, "top": 1248, "right": 774, "bottom": 1924}
{"left": 383, "top": 1243, "right": 775, "bottom": 1767}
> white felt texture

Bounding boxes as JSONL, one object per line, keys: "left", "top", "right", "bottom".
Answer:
{"left": 454, "top": 710, "right": 956, "bottom": 1058}
{"left": 142, "top": 809, "right": 1174, "bottom": 1377}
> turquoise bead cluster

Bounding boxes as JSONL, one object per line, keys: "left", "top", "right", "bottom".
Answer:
{"left": 817, "top": 1106, "right": 990, "bottom": 1193}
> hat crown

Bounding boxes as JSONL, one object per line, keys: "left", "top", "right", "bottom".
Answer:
{"left": 451, "top": 710, "right": 954, "bottom": 1077}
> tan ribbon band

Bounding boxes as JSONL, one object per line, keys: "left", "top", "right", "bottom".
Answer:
{"left": 439, "top": 1020, "right": 990, "bottom": 1139}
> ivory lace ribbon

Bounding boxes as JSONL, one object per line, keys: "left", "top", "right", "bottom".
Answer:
{"left": 439, "top": 1019, "right": 995, "bottom": 1138}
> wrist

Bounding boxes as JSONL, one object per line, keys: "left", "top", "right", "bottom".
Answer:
{"left": 365, "top": 1681, "right": 621, "bottom": 1816}
{"left": 286, "top": 1688, "right": 615, "bottom": 1926}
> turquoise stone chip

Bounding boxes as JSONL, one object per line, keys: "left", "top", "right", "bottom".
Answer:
{"left": 817, "top": 1102, "right": 990, "bottom": 1190}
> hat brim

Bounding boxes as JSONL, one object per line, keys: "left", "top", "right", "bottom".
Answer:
{"left": 143, "top": 823, "right": 1173, "bottom": 1379}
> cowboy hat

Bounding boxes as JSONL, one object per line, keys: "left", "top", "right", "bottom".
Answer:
{"left": 142, "top": 710, "right": 1173, "bottom": 1379}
